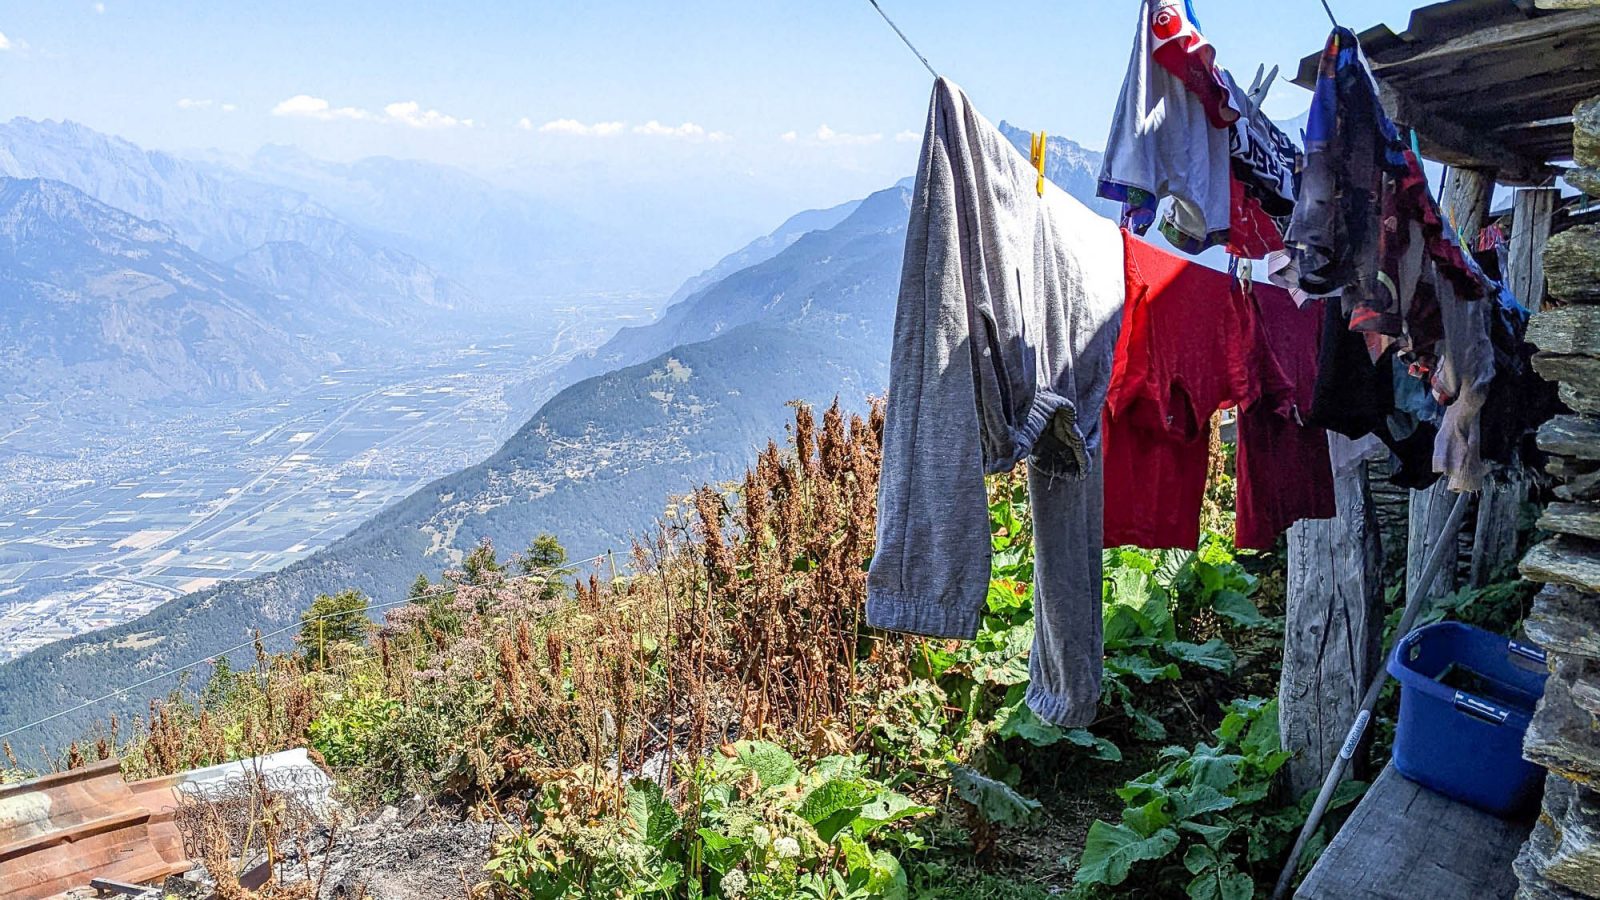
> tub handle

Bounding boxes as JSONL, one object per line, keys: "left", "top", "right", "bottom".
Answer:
{"left": 1509, "top": 640, "right": 1547, "bottom": 667}
{"left": 1453, "top": 691, "right": 1510, "bottom": 726}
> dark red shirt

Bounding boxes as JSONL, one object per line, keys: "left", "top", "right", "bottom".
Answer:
{"left": 1104, "top": 232, "right": 1285, "bottom": 549}
{"left": 1107, "top": 230, "right": 1280, "bottom": 547}
{"left": 1235, "top": 285, "right": 1337, "bottom": 550}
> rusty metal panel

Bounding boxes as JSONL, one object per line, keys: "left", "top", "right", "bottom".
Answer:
{"left": 0, "top": 762, "right": 191, "bottom": 900}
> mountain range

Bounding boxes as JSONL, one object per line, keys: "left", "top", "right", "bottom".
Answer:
{"left": 0, "top": 118, "right": 1113, "bottom": 750}
{"left": 0, "top": 177, "right": 322, "bottom": 430}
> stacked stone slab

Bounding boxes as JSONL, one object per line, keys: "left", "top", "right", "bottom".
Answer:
{"left": 1516, "top": 95, "right": 1600, "bottom": 900}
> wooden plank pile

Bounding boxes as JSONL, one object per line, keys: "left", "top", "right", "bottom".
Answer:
{"left": 1514, "top": 93, "right": 1600, "bottom": 900}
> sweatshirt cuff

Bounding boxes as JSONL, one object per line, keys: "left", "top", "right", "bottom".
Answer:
{"left": 1019, "top": 388, "right": 1090, "bottom": 480}
{"left": 866, "top": 588, "right": 983, "bottom": 640}
{"left": 1024, "top": 680, "right": 1100, "bottom": 728}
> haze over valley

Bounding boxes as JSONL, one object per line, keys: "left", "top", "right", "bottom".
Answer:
{"left": 0, "top": 106, "right": 1115, "bottom": 745}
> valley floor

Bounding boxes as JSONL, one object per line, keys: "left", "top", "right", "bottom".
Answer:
{"left": 0, "top": 298, "right": 654, "bottom": 662}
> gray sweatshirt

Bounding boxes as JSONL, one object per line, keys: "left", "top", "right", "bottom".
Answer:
{"left": 867, "top": 79, "right": 1126, "bottom": 726}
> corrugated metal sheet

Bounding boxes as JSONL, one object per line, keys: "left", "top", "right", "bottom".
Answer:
{"left": 0, "top": 761, "right": 190, "bottom": 900}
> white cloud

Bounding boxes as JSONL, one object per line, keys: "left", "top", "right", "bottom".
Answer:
{"left": 0, "top": 31, "right": 12, "bottom": 51}
{"left": 177, "top": 98, "right": 214, "bottom": 110}
{"left": 93, "top": 2, "right": 106, "bottom": 12}
{"left": 815, "top": 124, "right": 882, "bottom": 145}
{"left": 271, "top": 94, "right": 370, "bottom": 121}
{"left": 894, "top": 129, "right": 921, "bottom": 143}
{"left": 269, "top": 95, "right": 469, "bottom": 128}
{"left": 221, "top": 103, "right": 237, "bottom": 113}
{"left": 633, "top": 120, "right": 707, "bottom": 138}
{"left": 780, "top": 130, "right": 797, "bottom": 143}
{"left": 516, "top": 117, "right": 534, "bottom": 131}
{"left": 384, "top": 100, "right": 471, "bottom": 129}
{"left": 539, "top": 118, "right": 625, "bottom": 137}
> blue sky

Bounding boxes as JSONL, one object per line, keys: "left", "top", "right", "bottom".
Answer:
{"left": 0, "top": 1, "right": 1428, "bottom": 240}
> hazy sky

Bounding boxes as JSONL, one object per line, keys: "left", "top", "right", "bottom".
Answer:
{"left": 0, "top": 1, "right": 1429, "bottom": 239}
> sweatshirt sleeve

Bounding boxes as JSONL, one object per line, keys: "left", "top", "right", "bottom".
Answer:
{"left": 865, "top": 83, "right": 996, "bottom": 641}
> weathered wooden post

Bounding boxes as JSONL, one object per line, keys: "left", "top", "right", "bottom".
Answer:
{"left": 1281, "top": 440, "right": 1386, "bottom": 797}
{"left": 1508, "top": 187, "right": 1559, "bottom": 314}
{"left": 1469, "top": 187, "right": 1559, "bottom": 587}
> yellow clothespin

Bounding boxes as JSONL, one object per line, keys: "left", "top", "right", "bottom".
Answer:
{"left": 1030, "top": 131, "right": 1047, "bottom": 197}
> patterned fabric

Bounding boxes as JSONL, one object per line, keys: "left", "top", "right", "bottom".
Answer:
{"left": 1098, "top": 0, "right": 1233, "bottom": 249}
{"left": 1148, "top": 0, "right": 1239, "bottom": 130}
{"left": 1289, "top": 27, "right": 1481, "bottom": 344}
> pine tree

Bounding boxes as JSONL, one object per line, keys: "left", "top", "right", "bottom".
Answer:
{"left": 407, "top": 573, "right": 433, "bottom": 603}
{"left": 296, "top": 589, "right": 369, "bottom": 668}
{"left": 522, "top": 532, "right": 571, "bottom": 600}
{"left": 461, "top": 538, "right": 503, "bottom": 586}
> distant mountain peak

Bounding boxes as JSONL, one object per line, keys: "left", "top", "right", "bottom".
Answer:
{"left": 0, "top": 176, "right": 176, "bottom": 247}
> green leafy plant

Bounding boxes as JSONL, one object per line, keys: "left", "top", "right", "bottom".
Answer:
{"left": 485, "top": 741, "right": 933, "bottom": 899}
{"left": 1073, "top": 698, "right": 1364, "bottom": 899}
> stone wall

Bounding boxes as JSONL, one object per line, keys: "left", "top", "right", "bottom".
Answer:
{"left": 1515, "top": 95, "right": 1600, "bottom": 900}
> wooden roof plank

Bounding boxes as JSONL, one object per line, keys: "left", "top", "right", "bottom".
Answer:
{"left": 1376, "top": 81, "right": 1550, "bottom": 182}
{"left": 1367, "top": 8, "right": 1600, "bottom": 69}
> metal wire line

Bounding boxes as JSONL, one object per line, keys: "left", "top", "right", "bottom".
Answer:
{"left": 0, "top": 551, "right": 614, "bottom": 743}
{"left": 866, "top": 0, "right": 938, "bottom": 79}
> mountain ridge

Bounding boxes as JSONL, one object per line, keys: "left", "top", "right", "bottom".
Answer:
{"left": 0, "top": 176, "right": 322, "bottom": 425}
{"left": 0, "top": 118, "right": 479, "bottom": 328}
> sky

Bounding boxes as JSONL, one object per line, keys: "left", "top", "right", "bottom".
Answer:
{"left": 0, "top": 0, "right": 1432, "bottom": 244}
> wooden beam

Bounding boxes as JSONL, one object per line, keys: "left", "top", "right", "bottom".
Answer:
{"left": 1377, "top": 82, "right": 1549, "bottom": 184}
{"left": 1509, "top": 187, "right": 1559, "bottom": 312}
{"left": 1367, "top": 9, "right": 1600, "bottom": 71}
{"left": 1280, "top": 440, "right": 1386, "bottom": 798}
{"left": 1296, "top": 764, "right": 1530, "bottom": 899}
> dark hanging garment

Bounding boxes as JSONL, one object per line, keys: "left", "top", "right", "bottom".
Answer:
{"left": 1235, "top": 285, "right": 1336, "bottom": 550}
{"left": 1306, "top": 298, "right": 1441, "bottom": 490}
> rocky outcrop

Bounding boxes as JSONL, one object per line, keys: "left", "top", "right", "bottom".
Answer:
{"left": 1547, "top": 227, "right": 1600, "bottom": 303}
{"left": 1518, "top": 92, "right": 1600, "bottom": 900}
{"left": 1577, "top": 96, "right": 1600, "bottom": 169}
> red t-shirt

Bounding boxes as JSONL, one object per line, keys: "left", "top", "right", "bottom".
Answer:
{"left": 1234, "top": 286, "right": 1337, "bottom": 550}
{"left": 1103, "top": 232, "right": 1287, "bottom": 549}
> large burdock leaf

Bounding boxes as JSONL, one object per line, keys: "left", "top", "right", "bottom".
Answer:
{"left": 726, "top": 740, "right": 799, "bottom": 788}
{"left": 1212, "top": 589, "right": 1268, "bottom": 627}
{"left": 947, "top": 763, "right": 1041, "bottom": 826}
{"left": 625, "top": 779, "right": 681, "bottom": 850}
{"left": 1165, "top": 638, "right": 1236, "bottom": 673}
{"left": 855, "top": 791, "right": 934, "bottom": 836}
{"left": 1074, "top": 820, "right": 1180, "bottom": 886}
{"left": 867, "top": 849, "right": 910, "bottom": 900}
{"left": 798, "top": 778, "right": 877, "bottom": 841}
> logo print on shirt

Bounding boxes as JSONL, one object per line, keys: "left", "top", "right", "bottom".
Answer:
{"left": 1150, "top": 1, "right": 1184, "bottom": 40}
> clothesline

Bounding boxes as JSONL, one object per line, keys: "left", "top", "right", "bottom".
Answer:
{"left": 864, "top": 0, "right": 1550, "bottom": 762}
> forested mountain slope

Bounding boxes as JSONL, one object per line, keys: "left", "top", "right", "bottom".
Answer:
{"left": 0, "top": 130, "right": 1111, "bottom": 752}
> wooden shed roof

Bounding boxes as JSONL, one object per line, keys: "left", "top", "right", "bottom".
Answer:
{"left": 1292, "top": 0, "right": 1600, "bottom": 185}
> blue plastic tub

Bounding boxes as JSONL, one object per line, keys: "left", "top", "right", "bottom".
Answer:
{"left": 1386, "top": 621, "right": 1549, "bottom": 817}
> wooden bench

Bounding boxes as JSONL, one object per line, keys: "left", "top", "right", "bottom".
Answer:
{"left": 1296, "top": 764, "right": 1532, "bottom": 899}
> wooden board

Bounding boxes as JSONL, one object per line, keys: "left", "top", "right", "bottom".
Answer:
{"left": 1296, "top": 764, "right": 1531, "bottom": 899}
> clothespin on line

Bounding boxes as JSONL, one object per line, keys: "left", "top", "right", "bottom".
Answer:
{"left": 1245, "top": 64, "right": 1278, "bottom": 119}
{"left": 1031, "top": 131, "right": 1047, "bottom": 197}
